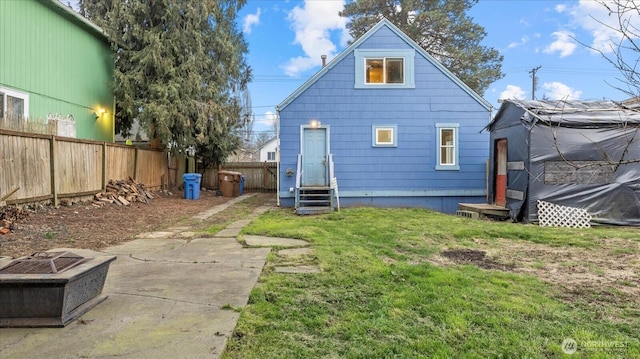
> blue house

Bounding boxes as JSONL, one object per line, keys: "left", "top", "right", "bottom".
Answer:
{"left": 277, "top": 19, "right": 491, "bottom": 214}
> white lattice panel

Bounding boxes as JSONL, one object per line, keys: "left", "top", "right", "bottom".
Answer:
{"left": 537, "top": 200, "right": 591, "bottom": 228}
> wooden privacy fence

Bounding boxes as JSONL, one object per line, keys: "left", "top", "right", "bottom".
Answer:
{"left": 0, "top": 130, "right": 167, "bottom": 206}
{"left": 201, "top": 161, "right": 277, "bottom": 193}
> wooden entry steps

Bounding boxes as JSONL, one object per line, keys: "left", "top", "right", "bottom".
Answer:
{"left": 457, "top": 203, "right": 510, "bottom": 220}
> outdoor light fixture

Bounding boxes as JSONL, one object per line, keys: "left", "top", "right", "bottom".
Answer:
{"left": 94, "top": 107, "right": 105, "bottom": 120}
{"left": 309, "top": 119, "right": 321, "bottom": 128}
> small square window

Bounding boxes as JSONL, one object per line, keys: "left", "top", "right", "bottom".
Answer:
{"left": 267, "top": 151, "right": 276, "bottom": 161}
{"left": 372, "top": 125, "right": 397, "bottom": 147}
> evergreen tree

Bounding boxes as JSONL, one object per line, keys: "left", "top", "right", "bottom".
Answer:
{"left": 340, "top": 0, "right": 502, "bottom": 95}
{"left": 79, "top": 0, "right": 251, "bottom": 168}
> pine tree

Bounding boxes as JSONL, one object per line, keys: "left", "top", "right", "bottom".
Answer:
{"left": 340, "top": 0, "right": 502, "bottom": 95}
{"left": 79, "top": 0, "right": 251, "bottom": 168}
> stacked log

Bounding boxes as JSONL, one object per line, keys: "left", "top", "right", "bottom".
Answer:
{"left": 0, "top": 206, "right": 26, "bottom": 235}
{"left": 93, "top": 177, "right": 155, "bottom": 207}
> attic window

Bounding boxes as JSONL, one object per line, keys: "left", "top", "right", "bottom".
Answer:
{"left": 355, "top": 49, "right": 415, "bottom": 89}
{"left": 366, "top": 58, "right": 404, "bottom": 84}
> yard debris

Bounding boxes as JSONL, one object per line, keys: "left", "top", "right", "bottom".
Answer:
{"left": 0, "top": 206, "right": 27, "bottom": 235}
{"left": 93, "top": 177, "right": 155, "bottom": 207}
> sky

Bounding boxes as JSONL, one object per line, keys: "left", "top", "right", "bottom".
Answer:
{"left": 238, "top": 0, "right": 637, "bottom": 136}
{"left": 65, "top": 1, "right": 638, "bottom": 137}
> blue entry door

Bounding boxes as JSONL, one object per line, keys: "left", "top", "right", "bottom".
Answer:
{"left": 302, "top": 127, "right": 328, "bottom": 186}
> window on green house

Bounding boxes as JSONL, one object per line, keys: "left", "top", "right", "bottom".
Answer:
{"left": 0, "top": 87, "right": 29, "bottom": 120}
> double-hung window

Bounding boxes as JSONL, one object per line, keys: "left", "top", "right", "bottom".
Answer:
{"left": 436, "top": 123, "right": 459, "bottom": 170}
{"left": 0, "top": 87, "right": 29, "bottom": 120}
{"left": 354, "top": 49, "right": 415, "bottom": 89}
{"left": 267, "top": 151, "right": 276, "bottom": 161}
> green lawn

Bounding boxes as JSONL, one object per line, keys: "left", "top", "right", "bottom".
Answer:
{"left": 222, "top": 207, "right": 640, "bottom": 358}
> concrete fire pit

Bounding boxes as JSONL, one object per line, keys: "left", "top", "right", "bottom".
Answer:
{"left": 0, "top": 251, "right": 116, "bottom": 327}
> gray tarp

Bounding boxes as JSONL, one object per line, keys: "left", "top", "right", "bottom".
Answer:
{"left": 488, "top": 99, "right": 640, "bottom": 225}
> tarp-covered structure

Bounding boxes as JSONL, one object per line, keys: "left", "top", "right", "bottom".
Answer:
{"left": 486, "top": 99, "right": 640, "bottom": 225}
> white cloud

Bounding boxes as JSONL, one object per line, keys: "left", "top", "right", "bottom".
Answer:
{"left": 543, "top": 30, "right": 577, "bottom": 57}
{"left": 282, "top": 0, "right": 349, "bottom": 76}
{"left": 243, "top": 8, "right": 261, "bottom": 34}
{"left": 569, "top": 0, "right": 640, "bottom": 53}
{"left": 542, "top": 82, "right": 582, "bottom": 100}
{"left": 499, "top": 85, "right": 526, "bottom": 100}
{"left": 508, "top": 35, "right": 529, "bottom": 49}
{"left": 555, "top": 4, "right": 567, "bottom": 13}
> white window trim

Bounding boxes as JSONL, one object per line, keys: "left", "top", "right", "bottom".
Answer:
{"left": 372, "top": 125, "right": 397, "bottom": 147}
{"left": 354, "top": 49, "right": 415, "bottom": 89}
{"left": 0, "top": 86, "right": 29, "bottom": 119}
{"left": 436, "top": 123, "right": 460, "bottom": 170}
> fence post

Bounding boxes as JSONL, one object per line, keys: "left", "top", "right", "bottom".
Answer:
{"left": 102, "top": 142, "right": 107, "bottom": 191}
{"left": 134, "top": 147, "right": 139, "bottom": 181}
{"left": 50, "top": 135, "right": 58, "bottom": 207}
{"left": 263, "top": 161, "right": 268, "bottom": 192}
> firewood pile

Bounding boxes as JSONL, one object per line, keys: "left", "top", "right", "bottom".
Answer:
{"left": 0, "top": 206, "right": 25, "bottom": 235}
{"left": 93, "top": 177, "right": 155, "bottom": 207}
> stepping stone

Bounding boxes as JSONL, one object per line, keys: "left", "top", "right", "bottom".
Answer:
{"left": 226, "top": 220, "right": 251, "bottom": 229}
{"left": 244, "top": 235, "right": 309, "bottom": 248}
{"left": 215, "top": 228, "right": 242, "bottom": 237}
{"left": 278, "top": 248, "right": 314, "bottom": 257}
{"left": 135, "top": 231, "right": 175, "bottom": 239}
{"left": 275, "top": 265, "right": 320, "bottom": 274}
{"left": 178, "top": 231, "right": 198, "bottom": 238}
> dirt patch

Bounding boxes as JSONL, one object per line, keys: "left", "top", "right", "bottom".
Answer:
{"left": 437, "top": 238, "right": 640, "bottom": 310}
{"left": 0, "top": 190, "right": 271, "bottom": 259}
{"left": 441, "top": 248, "right": 514, "bottom": 271}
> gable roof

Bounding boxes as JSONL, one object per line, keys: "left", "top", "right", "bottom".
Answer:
{"left": 487, "top": 99, "right": 640, "bottom": 130}
{"left": 43, "top": 0, "right": 107, "bottom": 41}
{"left": 277, "top": 18, "right": 491, "bottom": 112}
{"left": 258, "top": 137, "right": 277, "bottom": 150}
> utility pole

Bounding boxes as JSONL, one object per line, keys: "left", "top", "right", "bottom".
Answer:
{"left": 529, "top": 66, "right": 541, "bottom": 100}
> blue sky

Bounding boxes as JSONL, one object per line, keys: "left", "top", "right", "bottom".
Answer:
{"left": 66, "top": 1, "right": 637, "bottom": 136}
{"left": 238, "top": 0, "right": 636, "bottom": 135}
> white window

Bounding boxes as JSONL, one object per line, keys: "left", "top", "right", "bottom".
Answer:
{"left": 354, "top": 49, "right": 415, "bottom": 89}
{"left": 267, "top": 151, "right": 276, "bottom": 161}
{"left": 0, "top": 87, "right": 29, "bottom": 120}
{"left": 372, "top": 125, "right": 397, "bottom": 147}
{"left": 436, "top": 123, "right": 459, "bottom": 170}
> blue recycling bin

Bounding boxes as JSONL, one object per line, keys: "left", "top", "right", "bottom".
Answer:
{"left": 183, "top": 173, "right": 202, "bottom": 200}
{"left": 239, "top": 175, "right": 246, "bottom": 195}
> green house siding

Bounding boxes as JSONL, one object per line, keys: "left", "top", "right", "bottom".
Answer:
{"left": 0, "top": 0, "right": 114, "bottom": 142}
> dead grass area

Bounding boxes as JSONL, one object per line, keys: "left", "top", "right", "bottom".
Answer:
{"left": 0, "top": 189, "right": 255, "bottom": 259}
{"left": 433, "top": 236, "right": 640, "bottom": 309}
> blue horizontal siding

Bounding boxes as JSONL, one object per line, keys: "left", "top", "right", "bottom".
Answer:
{"left": 279, "top": 23, "right": 490, "bottom": 211}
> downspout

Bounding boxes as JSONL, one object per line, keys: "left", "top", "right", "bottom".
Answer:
{"left": 276, "top": 109, "right": 280, "bottom": 207}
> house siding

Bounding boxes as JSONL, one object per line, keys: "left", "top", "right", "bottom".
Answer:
{"left": 0, "top": 0, "right": 114, "bottom": 142}
{"left": 278, "top": 22, "right": 490, "bottom": 212}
